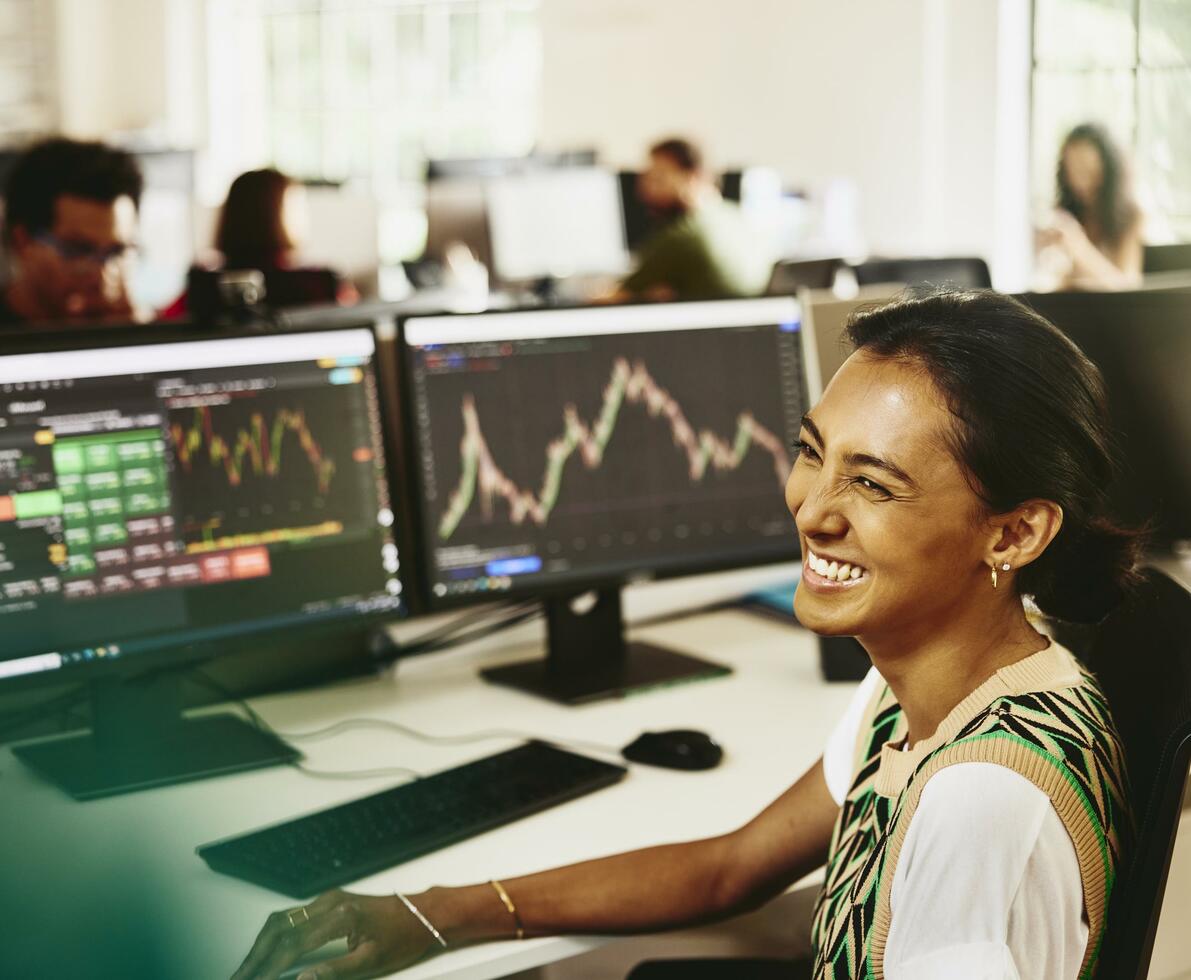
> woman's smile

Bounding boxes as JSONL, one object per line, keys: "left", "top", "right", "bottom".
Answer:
{"left": 802, "top": 547, "right": 869, "bottom": 592}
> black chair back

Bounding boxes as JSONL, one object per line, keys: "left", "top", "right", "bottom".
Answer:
{"left": 1143, "top": 243, "right": 1191, "bottom": 275}
{"left": 187, "top": 266, "right": 340, "bottom": 320}
{"left": 766, "top": 258, "right": 842, "bottom": 295}
{"left": 851, "top": 256, "right": 991, "bottom": 290}
{"left": 1055, "top": 567, "right": 1191, "bottom": 979}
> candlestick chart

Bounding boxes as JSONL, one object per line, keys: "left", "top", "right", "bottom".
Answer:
{"left": 166, "top": 385, "right": 371, "bottom": 546}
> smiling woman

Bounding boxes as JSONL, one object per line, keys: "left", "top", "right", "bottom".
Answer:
{"left": 231, "top": 290, "right": 1141, "bottom": 980}
{"left": 788, "top": 289, "right": 1140, "bottom": 980}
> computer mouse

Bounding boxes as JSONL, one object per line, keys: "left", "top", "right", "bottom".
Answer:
{"left": 622, "top": 730, "right": 723, "bottom": 771}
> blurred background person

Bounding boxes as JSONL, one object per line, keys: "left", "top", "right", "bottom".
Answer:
{"left": 615, "top": 137, "right": 773, "bottom": 301}
{"left": 162, "top": 167, "right": 355, "bottom": 318}
{"left": 0, "top": 137, "right": 144, "bottom": 326}
{"left": 1035, "top": 122, "right": 1143, "bottom": 291}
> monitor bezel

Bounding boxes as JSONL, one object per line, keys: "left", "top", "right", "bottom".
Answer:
{"left": 395, "top": 296, "right": 806, "bottom": 612}
{"left": 0, "top": 317, "right": 414, "bottom": 693}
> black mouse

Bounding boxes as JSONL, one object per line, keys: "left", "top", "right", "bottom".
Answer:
{"left": 622, "top": 729, "right": 723, "bottom": 771}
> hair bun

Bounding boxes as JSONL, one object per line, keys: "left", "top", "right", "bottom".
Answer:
{"left": 1024, "top": 516, "right": 1146, "bottom": 624}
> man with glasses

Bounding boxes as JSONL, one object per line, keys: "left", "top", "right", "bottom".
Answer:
{"left": 1, "top": 137, "right": 144, "bottom": 325}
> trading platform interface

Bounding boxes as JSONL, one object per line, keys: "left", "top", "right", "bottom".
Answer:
{"left": 406, "top": 299, "right": 806, "bottom": 600}
{"left": 0, "top": 328, "right": 402, "bottom": 683}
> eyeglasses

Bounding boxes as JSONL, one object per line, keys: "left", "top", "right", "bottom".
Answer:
{"left": 34, "top": 233, "right": 137, "bottom": 265}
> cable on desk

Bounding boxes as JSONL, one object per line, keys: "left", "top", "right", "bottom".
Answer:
{"left": 274, "top": 715, "right": 623, "bottom": 759}
{"left": 192, "top": 670, "right": 427, "bottom": 782}
{"left": 293, "top": 763, "right": 423, "bottom": 782}
{"left": 387, "top": 600, "right": 541, "bottom": 661}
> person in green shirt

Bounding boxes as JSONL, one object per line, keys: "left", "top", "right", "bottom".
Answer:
{"left": 617, "top": 138, "right": 773, "bottom": 301}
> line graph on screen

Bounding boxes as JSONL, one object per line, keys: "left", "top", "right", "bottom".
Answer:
{"left": 437, "top": 357, "right": 791, "bottom": 540}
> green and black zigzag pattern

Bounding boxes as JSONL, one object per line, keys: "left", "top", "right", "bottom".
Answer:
{"left": 809, "top": 670, "right": 1130, "bottom": 980}
{"left": 809, "top": 688, "right": 903, "bottom": 980}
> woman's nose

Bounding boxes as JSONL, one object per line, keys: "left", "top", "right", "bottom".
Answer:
{"left": 792, "top": 469, "right": 848, "bottom": 540}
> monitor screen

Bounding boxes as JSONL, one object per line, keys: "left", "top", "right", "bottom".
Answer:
{"left": 485, "top": 168, "right": 629, "bottom": 281}
{"left": 402, "top": 298, "right": 807, "bottom": 603}
{"left": 1020, "top": 290, "right": 1191, "bottom": 547}
{"left": 0, "top": 327, "right": 405, "bottom": 686}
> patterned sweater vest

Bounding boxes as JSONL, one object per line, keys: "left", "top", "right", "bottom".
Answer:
{"left": 809, "top": 643, "right": 1131, "bottom": 980}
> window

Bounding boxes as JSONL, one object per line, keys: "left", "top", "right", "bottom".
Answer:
{"left": 206, "top": 0, "right": 542, "bottom": 262}
{"left": 0, "top": 0, "right": 54, "bottom": 138}
{"left": 1032, "top": 0, "right": 1191, "bottom": 240}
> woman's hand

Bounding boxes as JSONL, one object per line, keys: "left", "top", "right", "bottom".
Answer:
{"left": 1036, "top": 208, "right": 1089, "bottom": 254}
{"left": 230, "top": 889, "right": 439, "bottom": 980}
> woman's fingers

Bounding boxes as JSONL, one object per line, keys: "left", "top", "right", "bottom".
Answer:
{"left": 230, "top": 891, "right": 353, "bottom": 980}
{"left": 248, "top": 902, "right": 357, "bottom": 980}
{"left": 295, "top": 939, "right": 381, "bottom": 980}
{"left": 230, "top": 908, "right": 295, "bottom": 980}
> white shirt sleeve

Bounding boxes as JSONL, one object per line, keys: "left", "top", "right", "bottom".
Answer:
{"left": 884, "top": 763, "right": 1089, "bottom": 980}
{"left": 821, "top": 667, "right": 884, "bottom": 805}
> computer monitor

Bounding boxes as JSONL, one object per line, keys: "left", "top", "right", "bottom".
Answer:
{"left": 399, "top": 297, "right": 807, "bottom": 703}
{"left": 484, "top": 167, "right": 630, "bottom": 283}
{"left": 1, "top": 324, "right": 407, "bottom": 798}
{"left": 423, "top": 175, "right": 496, "bottom": 273}
{"left": 797, "top": 284, "right": 904, "bottom": 404}
{"left": 1018, "top": 290, "right": 1191, "bottom": 549}
{"left": 618, "top": 170, "right": 657, "bottom": 253}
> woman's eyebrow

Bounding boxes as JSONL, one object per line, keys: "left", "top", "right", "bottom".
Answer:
{"left": 801, "top": 414, "right": 920, "bottom": 490}
{"left": 843, "top": 451, "right": 919, "bottom": 490}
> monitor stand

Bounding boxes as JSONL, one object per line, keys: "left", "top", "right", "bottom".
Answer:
{"left": 480, "top": 586, "right": 730, "bottom": 705}
{"left": 13, "top": 671, "right": 298, "bottom": 800}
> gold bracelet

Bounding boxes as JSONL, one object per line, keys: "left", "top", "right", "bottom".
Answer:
{"left": 489, "top": 879, "right": 525, "bottom": 940}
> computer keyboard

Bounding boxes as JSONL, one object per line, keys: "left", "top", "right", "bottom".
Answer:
{"left": 197, "top": 740, "right": 628, "bottom": 898}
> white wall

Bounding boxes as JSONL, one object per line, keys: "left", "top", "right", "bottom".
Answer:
{"left": 53, "top": 0, "right": 203, "bottom": 147}
{"left": 539, "top": 0, "right": 1032, "bottom": 288}
{"left": 45, "top": 0, "right": 1033, "bottom": 288}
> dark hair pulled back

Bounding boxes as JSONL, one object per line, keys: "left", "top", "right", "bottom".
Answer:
{"left": 845, "top": 288, "right": 1144, "bottom": 624}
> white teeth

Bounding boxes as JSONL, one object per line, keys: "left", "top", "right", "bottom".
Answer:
{"left": 806, "top": 549, "right": 867, "bottom": 581}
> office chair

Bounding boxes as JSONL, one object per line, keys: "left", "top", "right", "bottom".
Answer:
{"left": 1142, "top": 243, "right": 1191, "bottom": 276}
{"left": 851, "top": 256, "right": 991, "bottom": 290}
{"left": 766, "top": 258, "right": 843, "bottom": 295}
{"left": 1055, "top": 566, "right": 1191, "bottom": 979}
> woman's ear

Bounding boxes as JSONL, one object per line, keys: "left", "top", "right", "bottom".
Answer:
{"left": 985, "top": 500, "right": 1064, "bottom": 572}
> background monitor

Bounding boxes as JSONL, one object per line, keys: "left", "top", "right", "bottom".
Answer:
{"left": 400, "top": 297, "right": 807, "bottom": 703}
{"left": 797, "top": 284, "right": 904, "bottom": 404}
{"left": 1018, "top": 290, "right": 1191, "bottom": 550}
{"left": 2, "top": 324, "right": 406, "bottom": 797}
{"left": 484, "top": 167, "right": 630, "bottom": 283}
{"left": 423, "top": 177, "right": 494, "bottom": 272}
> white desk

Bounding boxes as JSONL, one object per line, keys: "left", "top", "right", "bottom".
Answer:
{"left": 0, "top": 567, "right": 858, "bottom": 980}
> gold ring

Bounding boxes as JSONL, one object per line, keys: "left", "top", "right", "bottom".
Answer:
{"left": 287, "top": 907, "right": 310, "bottom": 928}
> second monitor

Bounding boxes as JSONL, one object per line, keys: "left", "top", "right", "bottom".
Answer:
{"left": 400, "top": 297, "right": 808, "bottom": 703}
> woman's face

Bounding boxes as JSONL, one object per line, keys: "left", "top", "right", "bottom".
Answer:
{"left": 1062, "top": 139, "right": 1104, "bottom": 207}
{"left": 786, "top": 352, "right": 992, "bottom": 643}
{"left": 281, "top": 183, "right": 310, "bottom": 252}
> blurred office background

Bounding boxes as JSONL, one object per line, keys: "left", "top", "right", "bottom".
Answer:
{"left": 0, "top": 0, "right": 1188, "bottom": 309}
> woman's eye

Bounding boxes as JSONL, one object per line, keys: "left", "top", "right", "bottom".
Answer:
{"left": 793, "top": 439, "right": 821, "bottom": 462}
{"left": 855, "top": 476, "right": 891, "bottom": 498}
